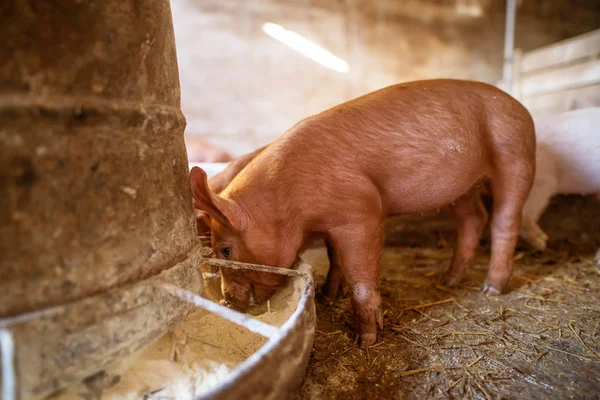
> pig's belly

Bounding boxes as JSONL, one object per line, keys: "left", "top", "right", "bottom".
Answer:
{"left": 368, "top": 125, "right": 494, "bottom": 215}
{"left": 543, "top": 135, "right": 600, "bottom": 194}
{"left": 556, "top": 151, "right": 600, "bottom": 194}
{"left": 383, "top": 168, "right": 488, "bottom": 215}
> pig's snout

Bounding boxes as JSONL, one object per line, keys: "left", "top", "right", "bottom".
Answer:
{"left": 221, "top": 278, "right": 278, "bottom": 312}
{"left": 221, "top": 279, "right": 252, "bottom": 312}
{"left": 220, "top": 267, "right": 286, "bottom": 311}
{"left": 252, "top": 285, "right": 277, "bottom": 305}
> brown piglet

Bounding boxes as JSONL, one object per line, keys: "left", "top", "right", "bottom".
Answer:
{"left": 190, "top": 79, "right": 536, "bottom": 346}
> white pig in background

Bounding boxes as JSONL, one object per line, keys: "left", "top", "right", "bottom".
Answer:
{"left": 520, "top": 107, "right": 600, "bottom": 264}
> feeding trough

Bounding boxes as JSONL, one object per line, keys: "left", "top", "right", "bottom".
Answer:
{"left": 0, "top": 248, "right": 316, "bottom": 399}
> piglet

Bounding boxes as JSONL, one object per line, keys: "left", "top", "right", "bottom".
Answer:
{"left": 190, "top": 79, "right": 536, "bottom": 346}
{"left": 520, "top": 107, "right": 600, "bottom": 264}
{"left": 208, "top": 145, "right": 268, "bottom": 194}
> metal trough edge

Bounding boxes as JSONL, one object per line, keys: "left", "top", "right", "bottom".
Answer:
{"left": 198, "top": 259, "right": 315, "bottom": 400}
{"left": 0, "top": 247, "right": 316, "bottom": 400}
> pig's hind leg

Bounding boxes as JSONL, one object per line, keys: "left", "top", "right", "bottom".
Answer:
{"left": 444, "top": 190, "right": 489, "bottom": 287}
{"left": 327, "top": 221, "right": 385, "bottom": 347}
{"left": 520, "top": 183, "right": 555, "bottom": 251}
{"left": 484, "top": 164, "right": 535, "bottom": 295}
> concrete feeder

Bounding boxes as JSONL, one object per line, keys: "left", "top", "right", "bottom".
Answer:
{"left": 0, "top": 2, "right": 315, "bottom": 399}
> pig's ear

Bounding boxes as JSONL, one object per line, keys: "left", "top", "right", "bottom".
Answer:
{"left": 189, "top": 167, "right": 247, "bottom": 231}
{"left": 192, "top": 203, "right": 208, "bottom": 220}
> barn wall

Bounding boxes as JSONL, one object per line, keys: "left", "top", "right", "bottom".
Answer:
{"left": 172, "top": 0, "right": 600, "bottom": 156}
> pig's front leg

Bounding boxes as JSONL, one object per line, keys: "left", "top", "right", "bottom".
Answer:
{"left": 324, "top": 239, "right": 344, "bottom": 301}
{"left": 328, "top": 222, "right": 384, "bottom": 347}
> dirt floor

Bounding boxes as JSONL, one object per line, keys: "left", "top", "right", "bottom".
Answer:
{"left": 295, "top": 195, "right": 600, "bottom": 400}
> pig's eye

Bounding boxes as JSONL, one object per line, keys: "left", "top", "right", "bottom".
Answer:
{"left": 220, "top": 247, "right": 232, "bottom": 259}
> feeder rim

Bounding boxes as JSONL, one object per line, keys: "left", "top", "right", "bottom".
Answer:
{"left": 196, "top": 259, "right": 314, "bottom": 399}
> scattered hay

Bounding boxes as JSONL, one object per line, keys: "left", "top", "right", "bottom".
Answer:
{"left": 296, "top": 195, "right": 600, "bottom": 399}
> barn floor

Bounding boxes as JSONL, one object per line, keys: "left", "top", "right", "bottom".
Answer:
{"left": 295, "top": 195, "right": 600, "bottom": 400}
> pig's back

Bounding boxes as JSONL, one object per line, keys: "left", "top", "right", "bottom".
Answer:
{"left": 534, "top": 108, "right": 600, "bottom": 194}
{"left": 275, "top": 79, "right": 534, "bottom": 214}
{"left": 306, "top": 79, "right": 528, "bottom": 163}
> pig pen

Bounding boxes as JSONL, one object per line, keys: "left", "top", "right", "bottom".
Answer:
{"left": 294, "top": 194, "right": 600, "bottom": 399}
{"left": 291, "top": 28, "right": 600, "bottom": 399}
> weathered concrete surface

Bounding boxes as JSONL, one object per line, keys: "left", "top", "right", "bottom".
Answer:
{"left": 7, "top": 247, "right": 204, "bottom": 399}
{"left": 0, "top": 1, "right": 196, "bottom": 317}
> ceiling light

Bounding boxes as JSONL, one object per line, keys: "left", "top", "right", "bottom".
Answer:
{"left": 262, "top": 22, "right": 349, "bottom": 73}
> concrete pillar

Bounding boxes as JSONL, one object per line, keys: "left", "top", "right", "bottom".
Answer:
{"left": 0, "top": 0, "right": 196, "bottom": 317}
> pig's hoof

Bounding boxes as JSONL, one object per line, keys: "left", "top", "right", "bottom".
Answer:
{"left": 522, "top": 229, "right": 548, "bottom": 251}
{"left": 360, "top": 332, "right": 377, "bottom": 348}
{"left": 321, "top": 286, "right": 339, "bottom": 304}
{"left": 341, "top": 282, "right": 352, "bottom": 297}
{"left": 376, "top": 309, "right": 384, "bottom": 330}
{"left": 322, "top": 278, "right": 343, "bottom": 302}
{"left": 530, "top": 236, "right": 548, "bottom": 252}
{"left": 482, "top": 281, "right": 503, "bottom": 296}
{"left": 442, "top": 271, "right": 464, "bottom": 287}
